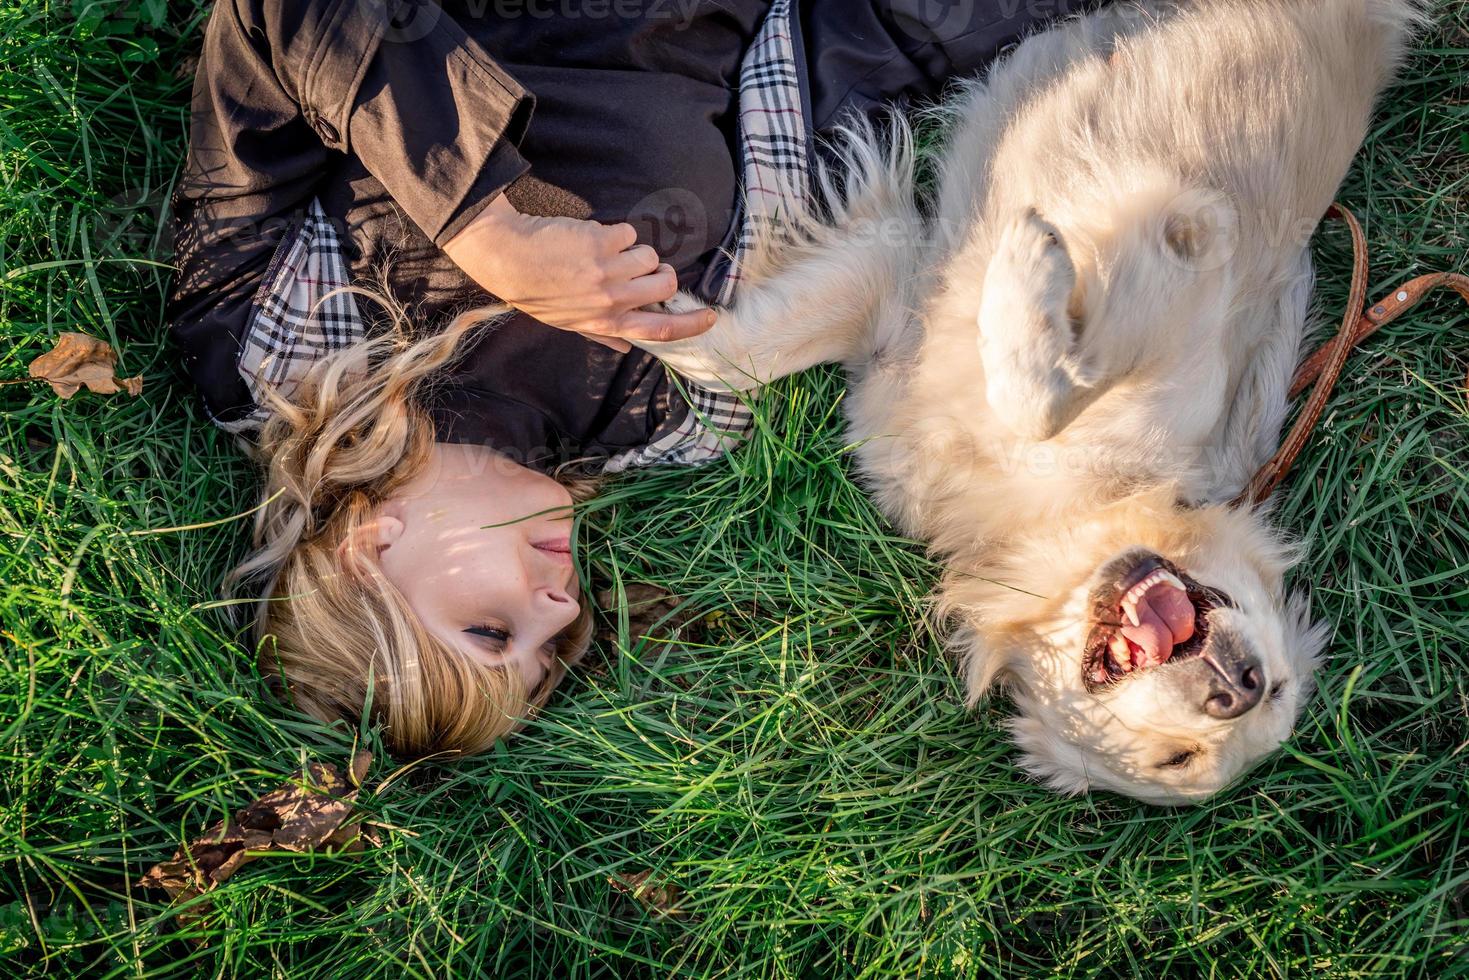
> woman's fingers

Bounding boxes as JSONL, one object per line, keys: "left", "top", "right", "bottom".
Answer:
{"left": 600, "top": 263, "right": 714, "bottom": 342}
{"left": 601, "top": 222, "right": 639, "bottom": 253}
{"left": 608, "top": 243, "right": 661, "bottom": 279}
{"left": 446, "top": 203, "right": 704, "bottom": 350}
{"left": 558, "top": 250, "right": 712, "bottom": 346}
{"left": 613, "top": 306, "right": 718, "bottom": 343}
{"left": 614, "top": 262, "right": 681, "bottom": 309}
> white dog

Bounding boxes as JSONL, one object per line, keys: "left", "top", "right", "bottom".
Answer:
{"left": 644, "top": 0, "right": 1420, "bottom": 803}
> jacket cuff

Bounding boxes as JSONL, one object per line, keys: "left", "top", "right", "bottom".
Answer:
{"left": 435, "top": 140, "right": 532, "bottom": 248}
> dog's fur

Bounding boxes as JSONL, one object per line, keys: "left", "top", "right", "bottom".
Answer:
{"left": 643, "top": 0, "right": 1420, "bottom": 803}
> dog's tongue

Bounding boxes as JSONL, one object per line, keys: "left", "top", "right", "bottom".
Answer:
{"left": 1121, "top": 582, "right": 1196, "bottom": 667}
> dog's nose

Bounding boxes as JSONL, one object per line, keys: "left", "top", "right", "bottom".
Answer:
{"left": 1202, "top": 654, "right": 1264, "bottom": 719}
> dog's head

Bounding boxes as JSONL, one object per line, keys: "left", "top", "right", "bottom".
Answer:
{"left": 948, "top": 495, "right": 1324, "bottom": 805}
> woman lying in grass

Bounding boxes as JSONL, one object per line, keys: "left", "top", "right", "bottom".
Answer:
{"left": 168, "top": 0, "right": 1071, "bottom": 756}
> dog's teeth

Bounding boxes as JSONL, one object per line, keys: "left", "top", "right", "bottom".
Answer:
{"left": 1120, "top": 568, "right": 1187, "bottom": 618}
{"left": 1156, "top": 570, "right": 1186, "bottom": 592}
{"left": 1123, "top": 572, "right": 1154, "bottom": 606}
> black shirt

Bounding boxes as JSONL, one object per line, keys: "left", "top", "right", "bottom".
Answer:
{"left": 168, "top": 0, "right": 1083, "bottom": 462}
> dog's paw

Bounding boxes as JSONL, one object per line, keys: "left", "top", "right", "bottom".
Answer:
{"left": 978, "top": 211, "right": 1093, "bottom": 441}
{"left": 998, "top": 209, "right": 1075, "bottom": 288}
{"left": 638, "top": 290, "right": 725, "bottom": 359}
{"left": 651, "top": 291, "right": 709, "bottom": 317}
{"left": 636, "top": 293, "right": 756, "bottom": 391}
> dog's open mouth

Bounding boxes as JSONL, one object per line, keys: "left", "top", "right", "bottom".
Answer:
{"left": 1082, "top": 554, "right": 1232, "bottom": 690}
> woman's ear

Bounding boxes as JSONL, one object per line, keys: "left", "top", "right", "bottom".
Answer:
{"left": 336, "top": 513, "right": 405, "bottom": 579}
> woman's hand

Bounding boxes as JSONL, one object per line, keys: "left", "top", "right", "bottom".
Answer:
{"left": 443, "top": 194, "right": 716, "bottom": 352}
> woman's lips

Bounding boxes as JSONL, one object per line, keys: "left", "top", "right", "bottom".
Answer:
{"left": 532, "top": 538, "right": 573, "bottom": 563}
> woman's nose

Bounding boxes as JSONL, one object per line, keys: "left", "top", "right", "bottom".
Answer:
{"left": 535, "top": 586, "right": 579, "bottom": 625}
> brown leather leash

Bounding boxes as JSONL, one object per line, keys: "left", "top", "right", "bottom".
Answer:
{"left": 1238, "top": 203, "right": 1469, "bottom": 506}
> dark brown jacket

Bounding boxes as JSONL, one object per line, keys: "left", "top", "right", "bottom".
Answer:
{"left": 169, "top": 0, "right": 1085, "bottom": 462}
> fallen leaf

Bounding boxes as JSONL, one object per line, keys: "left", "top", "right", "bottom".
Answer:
{"left": 27, "top": 332, "right": 143, "bottom": 399}
{"left": 610, "top": 870, "right": 684, "bottom": 917}
{"left": 140, "top": 755, "right": 374, "bottom": 921}
{"left": 596, "top": 583, "right": 699, "bottom": 647}
{"left": 348, "top": 749, "right": 372, "bottom": 788}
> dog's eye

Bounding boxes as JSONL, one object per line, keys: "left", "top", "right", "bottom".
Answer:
{"left": 1158, "top": 749, "right": 1196, "bottom": 769}
{"left": 1268, "top": 681, "right": 1285, "bottom": 702}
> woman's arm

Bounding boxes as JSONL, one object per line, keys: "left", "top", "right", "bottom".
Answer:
{"left": 170, "top": 0, "right": 536, "bottom": 422}
{"left": 442, "top": 195, "right": 715, "bottom": 353}
{"left": 171, "top": 0, "right": 712, "bottom": 420}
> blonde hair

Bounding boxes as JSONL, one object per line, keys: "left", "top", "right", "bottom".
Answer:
{"left": 229, "top": 298, "right": 595, "bottom": 758}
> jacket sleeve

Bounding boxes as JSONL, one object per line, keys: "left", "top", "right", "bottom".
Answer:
{"left": 169, "top": 0, "right": 533, "bottom": 422}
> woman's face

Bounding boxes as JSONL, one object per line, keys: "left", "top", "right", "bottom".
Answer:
{"left": 364, "top": 442, "right": 581, "bottom": 694}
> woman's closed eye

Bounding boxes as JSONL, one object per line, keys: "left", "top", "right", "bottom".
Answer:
{"left": 464, "top": 624, "right": 558, "bottom": 663}
{"left": 464, "top": 625, "right": 510, "bottom": 646}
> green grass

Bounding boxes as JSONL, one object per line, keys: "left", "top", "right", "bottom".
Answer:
{"left": 2, "top": 1, "right": 1467, "bottom": 976}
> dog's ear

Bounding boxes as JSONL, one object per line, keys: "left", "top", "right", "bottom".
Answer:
{"left": 1161, "top": 188, "right": 1238, "bottom": 271}
{"left": 1281, "top": 588, "right": 1328, "bottom": 678}
{"left": 951, "top": 623, "right": 1023, "bottom": 706}
{"left": 1005, "top": 714, "right": 1091, "bottom": 795}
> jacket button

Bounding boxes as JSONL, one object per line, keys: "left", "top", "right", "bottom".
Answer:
{"left": 303, "top": 107, "right": 339, "bottom": 146}
{"left": 313, "top": 116, "right": 340, "bottom": 147}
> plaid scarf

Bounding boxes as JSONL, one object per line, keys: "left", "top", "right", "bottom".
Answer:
{"left": 228, "top": 0, "right": 807, "bottom": 472}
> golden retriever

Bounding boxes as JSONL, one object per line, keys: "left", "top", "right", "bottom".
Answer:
{"left": 645, "top": 0, "right": 1421, "bottom": 803}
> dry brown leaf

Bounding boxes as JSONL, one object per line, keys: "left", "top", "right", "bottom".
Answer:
{"left": 348, "top": 749, "right": 372, "bottom": 788}
{"left": 610, "top": 870, "right": 684, "bottom": 917}
{"left": 27, "top": 332, "right": 143, "bottom": 399}
{"left": 596, "top": 583, "right": 699, "bottom": 647}
{"left": 140, "top": 755, "right": 375, "bottom": 919}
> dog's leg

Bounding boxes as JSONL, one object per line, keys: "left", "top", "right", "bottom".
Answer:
{"left": 641, "top": 233, "right": 918, "bottom": 392}
{"left": 643, "top": 272, "right": 870, "bottom": 392}
{"left": 977, "top": 210, "right": 1099, "bottom": 441}
{"left": 639, "top": 123, "right": 922, "bottom": 392}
